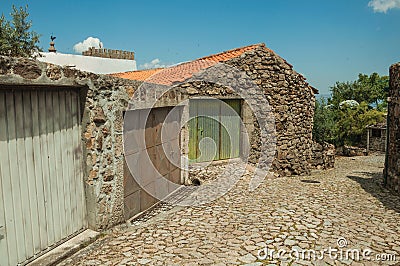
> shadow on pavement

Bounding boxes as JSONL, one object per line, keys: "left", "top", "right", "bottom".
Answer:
{"left": 347, "top": 171, "right": 400, "bottom": 214}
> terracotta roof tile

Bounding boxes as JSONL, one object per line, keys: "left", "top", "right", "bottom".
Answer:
{"left": 198, "top": 44, "right": 262, "bottom": 62}
{"left": 112, "top": 68, "right": 163, "bottom": 81}
{"left": 110, "top": 43, "right": 265, "bottom": 85}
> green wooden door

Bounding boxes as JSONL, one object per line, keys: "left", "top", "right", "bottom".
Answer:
{"left": 220, "top": 99, "right": 241, "bottom": 160}
{"left": 188, "top": 103, "right": 199, "bottom": 161}
{"left": 188, "top": 99, "right": 241, "bottom": 163}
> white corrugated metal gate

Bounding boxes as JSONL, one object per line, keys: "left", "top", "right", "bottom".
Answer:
{"left": 0, "top": 87, "right": 87, "bottom": 266}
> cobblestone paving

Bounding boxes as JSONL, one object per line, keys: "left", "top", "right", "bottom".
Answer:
{"left": 59, "top": 155, "right": 400, "bottom": 266}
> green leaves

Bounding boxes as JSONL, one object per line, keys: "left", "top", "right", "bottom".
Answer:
{"left": 314, "top": 73, "right": 388, "bottom": 146}
{"left": 0, "top": 14, "right": 12, "bottom": 54}
{"left": 313, "top": 98, "right": 336, "bottom": 144}
{"left": 0, "top": 5, "right": 41, "bottom": 57}
{"left": 335, "top": 102, "right": 385, "bottom": 146}
{"left": 329, "top": 73, "right": 389, "bottom": 109}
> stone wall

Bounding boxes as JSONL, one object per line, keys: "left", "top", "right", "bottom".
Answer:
{"left": 0, "top": 56, "right": 141, "bottom": 230}
{"left": 311, "top": 142, "right": 335, "bottom": 170}
{"left": 386, "top": 62, "right": 400, "bottom": 194}
{"left": 80, "top": 76, "right": 141, "bottom": 230}
{"left": 369, "top": 131, "right": 386, "bottom": 152}
{"left": 339, "top": 145, "right": 366, "bottom": 157}
{"left": 225, "top": 46, "right": 316, "bottom": 176}
{"left": 361, "top": 126, "right": 387, "bottom": 153}
{"left": 83, "top": 47, "right": 135, "bottom": 60}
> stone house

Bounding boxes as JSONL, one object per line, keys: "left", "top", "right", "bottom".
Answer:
{"left": 365, "top": 123, "right": 387, "bottom": 153}
{"left": 114, "top": 43, "right": 320, "bottom": 177}
{"left": 385, "top": 62, "right": 400, "bottom": 194}
{"left": 0, "top": 43, "right": 326, "bottom": 265}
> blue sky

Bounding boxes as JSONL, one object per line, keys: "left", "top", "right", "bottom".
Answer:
{"left": 1, "top": 0, "right": 399, "bottom": 94}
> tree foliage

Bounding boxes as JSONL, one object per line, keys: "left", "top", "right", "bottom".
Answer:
{"left": 329, "top": 73, "right": 389, "bottom": 110}
{"left": 0, "top": 5, "right": 41, "bottom": 57}
{"left": 312, "top": 98, "right": 336, "bottom": 144}
{"left": 314, "top": 73, "right": 388, "bottom": 146}
{"left": 334, "top": 102, "right": 386, "bottom": 146}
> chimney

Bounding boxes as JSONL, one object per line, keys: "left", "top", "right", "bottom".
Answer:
{"left": 48, "top": 35, "right": 57, "bottom": 53}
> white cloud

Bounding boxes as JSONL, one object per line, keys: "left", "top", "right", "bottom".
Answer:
{"left": 73, "top": 37, "right": 103, "bottom": 53}
{"left": 368, "top": 0, "right": 400, "bottom": 13}
{"left": 140, "top": 58, "right": 170, "bottom": 69}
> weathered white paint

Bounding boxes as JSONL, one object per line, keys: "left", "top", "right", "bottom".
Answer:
{"left": 37, "top": 52, "right": 137, "bottom": 74}
{"left": 0, "top": 88, "right": 87, "bottom": 266}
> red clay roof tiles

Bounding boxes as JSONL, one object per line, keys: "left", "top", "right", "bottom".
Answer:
{"left": 112, "top": 68, "right": 163, "bottom": 81}
{"left": 110, "top": 43, "right": 317, "bottom": 93}
{"left": 110, "top": 44, "right": 265, "bottom": 85}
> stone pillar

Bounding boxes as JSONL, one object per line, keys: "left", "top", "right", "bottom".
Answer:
{"left": 385, "top": 62, "right": 400, "bottom": 194}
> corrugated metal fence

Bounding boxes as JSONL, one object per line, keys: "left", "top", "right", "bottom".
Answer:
{"left": 0, "top": 88, "right": 87, "bottom": 265}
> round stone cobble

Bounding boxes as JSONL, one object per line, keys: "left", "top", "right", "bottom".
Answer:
{"left": 59, "top": 155, "right": 400, "bottom": 265}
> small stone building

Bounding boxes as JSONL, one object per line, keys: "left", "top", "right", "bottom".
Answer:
{"left": 385, "top": 62, "right": 400, "bottom": 194}
{"left": 365, "top": 123, "right": 387, "bottom": 153}
{"left": 114, "top": 43, "right": 319, "bottom": 177}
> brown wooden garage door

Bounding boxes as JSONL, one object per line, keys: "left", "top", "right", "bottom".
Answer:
{"left": 124, "top": 106, "right": 182, "bottom": 220}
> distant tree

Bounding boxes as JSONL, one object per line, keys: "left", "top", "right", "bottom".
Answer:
{"left": 329, "top": 81, "right": 356, "bottom": 107}
{"left": 312, "top": 98, "right": 336, "bottom": 144}
{"left": 0, "top": 14, "right": 12, "bottom": 53}
{"left": 329, "top": 73, "right": 389, "bottom": 110}
{"left": 335, "top": 102, "right": 386, "bottom": 146}
{"left": 355, "top": 73, "right": 389, "bottom": 110}
{"left": 314, "top": 73, "right": 388, "bottom": 147}
{"left": 0, "top": 5, "right": 41, "bottom": 57}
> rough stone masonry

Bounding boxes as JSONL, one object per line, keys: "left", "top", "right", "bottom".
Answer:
{"left": 167, "top": 44, "right": 327, "bottom": 176}
{"left": 386, "top": 62, "right": 400, "bottom": 194}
